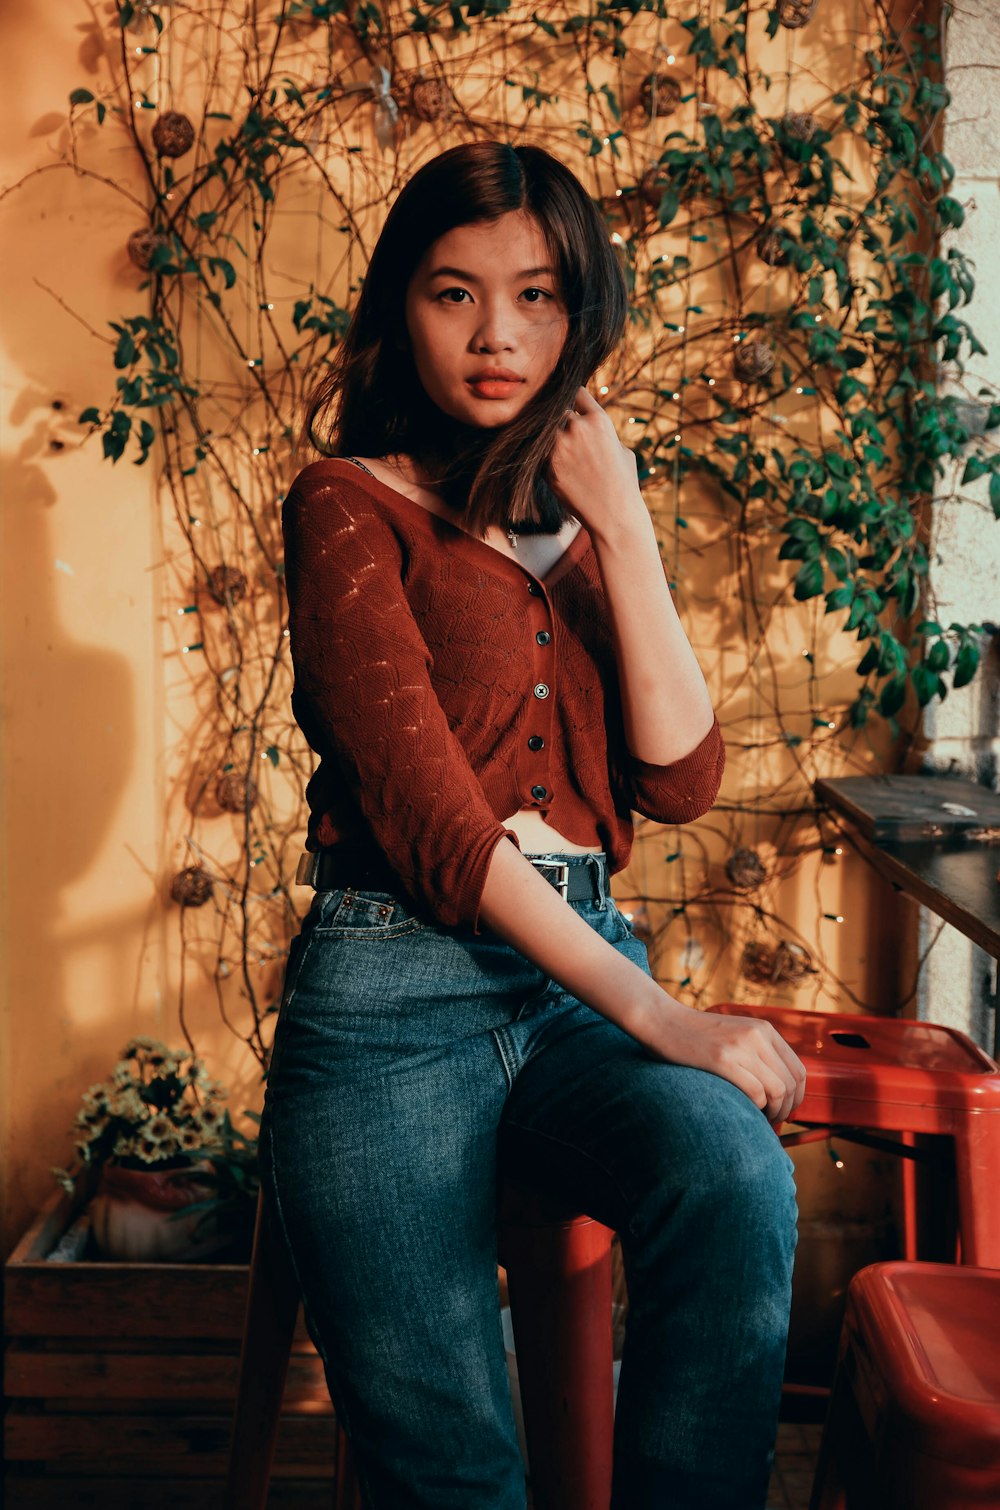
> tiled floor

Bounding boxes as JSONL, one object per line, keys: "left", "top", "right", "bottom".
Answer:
{"left": 767, "top": 1420, "right": 824, "bottom": 1510}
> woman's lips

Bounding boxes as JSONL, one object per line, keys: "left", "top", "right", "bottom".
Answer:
{"left": 467, "top": 379, "right": 524, "bottom": 399}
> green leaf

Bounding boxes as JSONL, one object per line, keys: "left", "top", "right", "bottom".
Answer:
{"left": 953, "top": 642, "right": 980, "bottom": 688}
{"left": 793, "top": 559, "right": 825, "bottom": 601}
{"left": 69, "top": 88, "right": 95, "bottom": 106}
{"left": 878, "top": 674, "right": 907, "bottom": 717}
{"left": 113, "top": 330, "right": 137, "bottom": 369}
{"left": 962, "top": 455, "right": 989, "bottom": 484}
{"left": 78, "top": 407, "right": 101, "bottom": 425}
{"left": 990, "top": 472, "right": 1000, "bottom": 519}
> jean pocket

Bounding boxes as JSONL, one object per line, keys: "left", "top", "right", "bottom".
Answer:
{"left": 311, "top": 887, "right": 430, "bottom": 940}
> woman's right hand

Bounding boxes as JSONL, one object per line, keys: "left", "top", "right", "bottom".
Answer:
{"left": 633, "top": 992, "right": 807, "bottom": 1127}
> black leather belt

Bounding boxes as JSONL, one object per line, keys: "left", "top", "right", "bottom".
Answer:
{"left": 296, "top": 848, "right": 608, "bottom": 904}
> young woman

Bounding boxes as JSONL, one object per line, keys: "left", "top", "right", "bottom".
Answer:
{"left": 262, "top": 141, "right": 805, "bottom": 1510}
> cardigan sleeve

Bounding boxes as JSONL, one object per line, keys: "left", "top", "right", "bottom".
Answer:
{"left": 283, "top": 467, "right": 516, "bottom": 932}
{"left": 625, "top": 713, "right": 726, "bottom": 824}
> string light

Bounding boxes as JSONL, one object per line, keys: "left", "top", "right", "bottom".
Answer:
{"left": 672, "top": 390, "right": 680, "bottom": 399}
{"left": 259, "top": 302, "right": 274, "bottom": 311}
{"left": 666, "top": 52, "right": 676, "bottom": 63}
{"left": 828, "top": 1142, "right": 845, "bottom": 1170}
{"left": 181, "top": 642, "right": 204, "bottom": 654}
{"left": 707, "top": 377, "right": 715, "bottom": 386}
{"left": 176, "top": 605, "right": 197, "bottom": 615}
{"left": 824, "top": 913, "right": 845, "bottom": 923}
{"left": 599, "top": 385, "right": 609, "bottom": 394}
{"left": 610, "top": 232, "right": 624, "bottom": 245}
{"left": 796, "top": 386, "right": 804, "bottom": 394}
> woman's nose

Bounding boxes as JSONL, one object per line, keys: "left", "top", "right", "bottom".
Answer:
{"left": 472, "top": 303, "right": 516, "bottom": 351}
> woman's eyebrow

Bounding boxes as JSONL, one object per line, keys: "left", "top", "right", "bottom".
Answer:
{"left": 426, "top": 264, "right": 557, "bottom": 282}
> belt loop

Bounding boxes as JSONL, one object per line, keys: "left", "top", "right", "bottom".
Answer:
{"left": 588, "top": 853, "right": 607, "bottom": 910}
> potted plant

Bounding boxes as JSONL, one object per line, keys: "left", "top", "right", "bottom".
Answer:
{"left": 52, "top": 1036, "right": 259, "bottom": 1262}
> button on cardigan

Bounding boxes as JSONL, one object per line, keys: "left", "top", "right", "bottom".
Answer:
{"left": 283, "top": 457, "right": 726, "bottom": 932}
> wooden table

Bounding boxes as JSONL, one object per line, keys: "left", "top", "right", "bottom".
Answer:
{"left": 814, "top": 774, "right": 1000, "bottom": 1054}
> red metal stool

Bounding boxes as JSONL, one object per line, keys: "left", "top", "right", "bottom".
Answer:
{"left": 710, "top": 1005, "right": 1000, "bottom": 1268}
{"left": 809, "top": 1260, "right": 1000, "bottom": 1509}
{"left": 227, "top": 1183, "right": 615, "bottom": 1509}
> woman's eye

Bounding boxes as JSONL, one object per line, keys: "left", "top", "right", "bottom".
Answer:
{"left": 522, "top": 288, "right": 553, "bottom": 303}
{"left": 438, "top": 287, "right": 470, "bottom": 303}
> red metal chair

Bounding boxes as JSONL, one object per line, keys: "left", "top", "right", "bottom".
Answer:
{"left": 810, "top": 1260, "right": 1000, "bottom": 1509}
{"left": 227, "top": 1183, "right": 615, "bottom": 1510}
{"left": 710, "top": 1004, "right": 1000, "bottom": 1268}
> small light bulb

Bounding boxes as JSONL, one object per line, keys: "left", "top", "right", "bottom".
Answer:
{"left": 283, "top": 628, "right": 290, "bottom": 638}
{"left": 677, "top": 324, "right": 685, "bottom": 333}
{"left": 707, "top": 377, "right": 715, "bottom": 386}
{"left": 615, "top": 188, "right": 622, "bottom": 197}
{"left": 835, "top": 846, "right": 844, "bottom": 856}
{"left": 649, "top": 466, "right": 656, "bottom": 474}
{"left": 672, "top": 391, "right": 680, "bottom": 400}
{"left": 247, "top": 359, "right": 256, "bottom": 368}
{"left": 674, "top": 432, "right": 681, "bottom": 441}
{"left": 815, "top": 315, "right": 822, "bottom": 323}
{"left": 252, "top": 447, "right": 260, "bottom": 455}
{"left": 602, "top": 136, "right": 610, "bottom": 145}
{"left": 796, "top": 386, "right": 803, "bottom": 394}
{"left": 628, "top": 417, "right": 636, "bottom": 424}
{"left": 610, "top": 232, "right": 624, "bottom": 245}
{"left": 733, "top": 334, "right": 741, "bottom": 343}
{"left": 599, "top": 385, "right": 609, "bottom": 395}
{"left": 666, "top": 53, "right": 675, "bottom": 63}
{"left": 827, "top": 720, "right": 836, "bottom": 729}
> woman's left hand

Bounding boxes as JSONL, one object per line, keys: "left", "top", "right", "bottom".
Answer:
{"left": 545, "top": 386, "right": 646, "bottom": 540}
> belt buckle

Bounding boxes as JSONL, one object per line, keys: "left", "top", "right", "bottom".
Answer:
{"left": 532, "top": 856, "right": 570, "bottom": 900}
{"left": 295, "top": 851, "right": 320, "bottom": 888}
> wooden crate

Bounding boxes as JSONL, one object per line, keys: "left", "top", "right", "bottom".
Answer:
{"left": 4, "top": 1182, "right": 338, "bottom": 1508}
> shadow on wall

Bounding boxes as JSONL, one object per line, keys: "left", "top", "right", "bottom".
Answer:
{"left": 0, "top": 433, "right": 144, "bottom": 1243}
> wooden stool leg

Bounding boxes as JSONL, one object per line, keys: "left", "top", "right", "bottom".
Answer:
{"left": 227, "top": 1189, "right": 301, "bottom": 1510}
{"left": 504, "top": 1215, "right": 615, "bottom": 1510}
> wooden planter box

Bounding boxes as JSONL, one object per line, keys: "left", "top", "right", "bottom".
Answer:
{"left": 4, "top": 1183, "right": 338, "bottom": 1508}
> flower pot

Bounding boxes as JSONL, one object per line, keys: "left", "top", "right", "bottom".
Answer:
{"left": 88, "top": 1161, "right": 229, "bottom": 1262}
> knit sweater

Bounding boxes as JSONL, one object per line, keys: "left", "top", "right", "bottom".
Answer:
{"left": 283, "top": 457, "right": 726, "bottom": 932}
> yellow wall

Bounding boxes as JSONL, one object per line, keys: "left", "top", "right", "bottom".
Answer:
{"left": 1, "top": 0, "right": 921, "bottom": 1261}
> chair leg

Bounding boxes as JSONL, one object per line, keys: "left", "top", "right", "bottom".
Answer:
{"left": 227, "top": 1188, "right": 301, "bottom": 1510}
{"left": 502, "top": 1202, "right": 615, "bottom": 1510}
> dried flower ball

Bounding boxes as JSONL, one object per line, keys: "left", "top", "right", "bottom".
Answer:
{"left": 207, "top": 564, "right": 248, "bottom": 606}
{"left": 127, "top": 227, "right": 168, "bottom": 271}
{"left": 741, "top": 939, "right": 815, "bottom": 986}
{"left": 726, "top": 847, "right": 768, "bottom": 892}
{"left": 777, "top": 0, "right": 819, "bottom": 27}
{"left": 640, "top": 73, "right": 682, "bottom": 120}
{"left": 756, "top": 225, "right": 791, "bottom": 267}
{"left": 782, "top": 111, "right": 818, "bottom": 143}
{"left": 216, "top": 771, "right": 259, "bottom": 814}
{"left": 409, "top": 77, "right": 449, "bottom": 123}
{"left": 152, "top": 110, "right": 195, "bottom": 159}
{"left": 733, "top": 338, "right": 776, "bottom": 382}
{"left": 170, "top": 865, "right": 213, "bottom": 908}
{"left": 639, "top": 167, "right": 669, "bottom": 210}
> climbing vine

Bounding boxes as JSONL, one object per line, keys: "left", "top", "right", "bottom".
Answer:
{"left": 10, "top": 0, "right": 994, "bottom": 1058}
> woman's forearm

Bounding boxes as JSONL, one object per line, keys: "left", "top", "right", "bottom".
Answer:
{"left": 590, "top": 498, "right": 716, "bottom": 766}
{"left": 478, "top": 837, "right": 807, "bottom": 1123}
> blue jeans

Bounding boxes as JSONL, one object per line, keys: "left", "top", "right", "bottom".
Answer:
{"left": 260, "top": 854, "right": 798, "bottom": 1509}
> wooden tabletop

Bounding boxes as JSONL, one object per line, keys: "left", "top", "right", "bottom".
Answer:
{"left": 815, "top": 774, "right": 1000, "bottom": 959}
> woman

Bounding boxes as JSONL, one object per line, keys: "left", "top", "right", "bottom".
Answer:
{"left": 262, "top": 141, "right": 805, "bottom": 1510}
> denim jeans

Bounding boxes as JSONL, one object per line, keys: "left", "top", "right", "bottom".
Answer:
{"left": 260, "top": 853, "right": 798, "bottom": 1510}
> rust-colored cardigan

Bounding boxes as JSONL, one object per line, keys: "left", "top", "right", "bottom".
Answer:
{"left": 283, "top": 458, "right": 725, "bottom": 932}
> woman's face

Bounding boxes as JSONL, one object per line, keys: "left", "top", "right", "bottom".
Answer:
{"left": 403, "top": 210, "right": 570, "bottom": 428}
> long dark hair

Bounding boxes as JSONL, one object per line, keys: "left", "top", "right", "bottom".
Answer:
{"left": 304, "top": 141, "right": 628, "bottom": 537}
